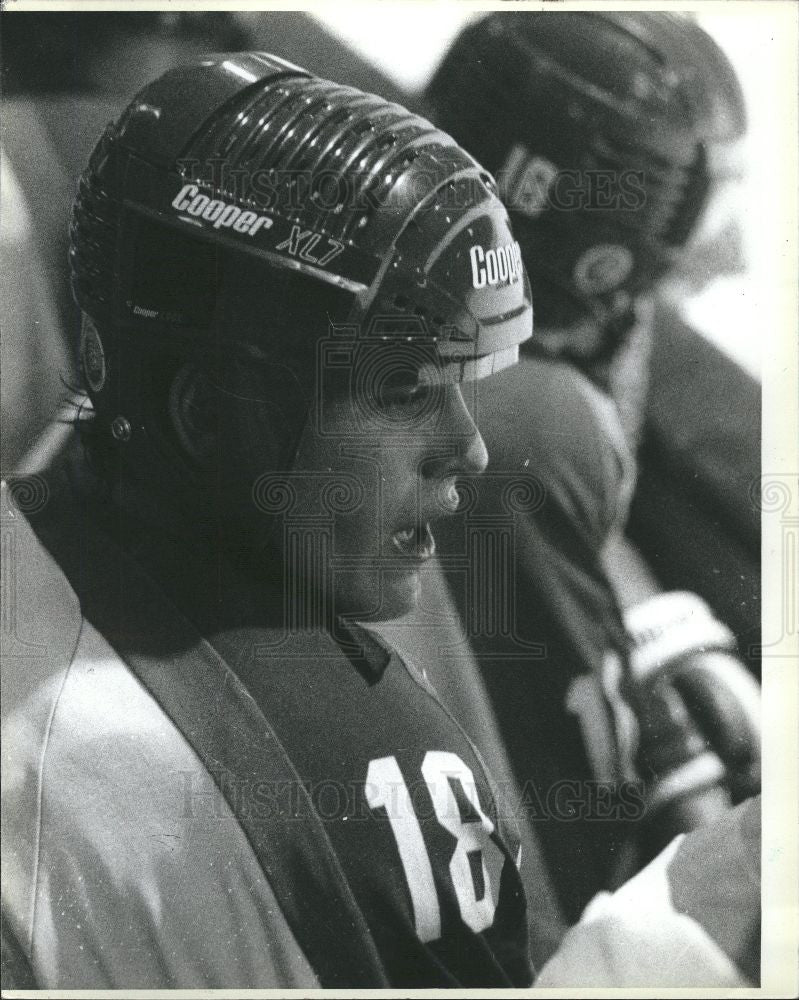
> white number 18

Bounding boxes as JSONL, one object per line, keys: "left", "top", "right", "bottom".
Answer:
{"left": 365, "top": 751, "right": 506, "bottom": 943}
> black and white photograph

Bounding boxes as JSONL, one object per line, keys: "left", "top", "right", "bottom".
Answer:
{"left": 1, "top": 2, "right": 796, "bottom": 993}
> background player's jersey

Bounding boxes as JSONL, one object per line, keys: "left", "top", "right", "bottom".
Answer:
{"left": 217, "top": 624, "right": 532, "bottom": 988}
{"left": 434, "top": 356, "right": 641, "bottom": 918}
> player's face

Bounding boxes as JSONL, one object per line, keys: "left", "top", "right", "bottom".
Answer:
{"left": 285, "top": 367, "right": 489, "bottom": 622}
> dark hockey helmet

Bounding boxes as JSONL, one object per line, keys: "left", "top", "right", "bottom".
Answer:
{"left": 425, "top": 12, "right": 746, "bottom": 331}
{"left": 70, "top": 52, "right": 532, "bottom": 474}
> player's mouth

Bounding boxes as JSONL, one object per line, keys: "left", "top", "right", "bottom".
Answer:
{"left": 391, "top": 522, "right": 436, "bottom": 561}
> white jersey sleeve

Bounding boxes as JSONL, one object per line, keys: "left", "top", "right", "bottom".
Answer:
{"left": 1, "top": 499, "right": 318, "bottom": 989}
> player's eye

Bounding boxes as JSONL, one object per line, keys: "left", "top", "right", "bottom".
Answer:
{"left": 380, "top": 383, "right": 429, "bottom": 409}
{"left": 374, "top": 366, "right": 432, "bottom": 412}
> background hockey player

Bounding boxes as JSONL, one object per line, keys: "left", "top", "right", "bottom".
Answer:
{"left": 424, "top": 9, "right": 761, "bottom": 909}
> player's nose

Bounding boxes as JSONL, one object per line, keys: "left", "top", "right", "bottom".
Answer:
{"left": 461, "top": 424, "right": 489, "bottom": 476}
{"left": 441, "top": 384, "right": 489, "bottom": 476}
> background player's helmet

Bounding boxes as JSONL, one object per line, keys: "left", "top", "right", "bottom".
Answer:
{"left": 425, "top": 12, "right": 746, "bottom": 334}
{"left": 69, "top": 52, "right": 532, "bottom": 484}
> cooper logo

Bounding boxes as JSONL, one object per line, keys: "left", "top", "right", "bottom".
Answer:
{"left": 172, "top": 184, "right": 274, "bottom": 236}
{"left": 469, "top": 240, "right": 523, "bottom": 290}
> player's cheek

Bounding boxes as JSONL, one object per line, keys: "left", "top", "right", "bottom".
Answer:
{"left": 333, "top": 486, "right": 383, "bottom": 559}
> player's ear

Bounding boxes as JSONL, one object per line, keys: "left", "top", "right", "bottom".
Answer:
{"left": 168, "top": 361, "right": 219, "bottom": 469}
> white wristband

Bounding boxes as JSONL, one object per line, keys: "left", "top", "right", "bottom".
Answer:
{"left": 624, "top": 591, "right": 736, "bottom": 681}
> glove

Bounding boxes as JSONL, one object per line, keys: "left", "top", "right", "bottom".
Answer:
{"left": 623, "top": 591, "right": 761, "bottom": 851}
{"left": 536, "top": 795, "right": 760, "bottom": 987}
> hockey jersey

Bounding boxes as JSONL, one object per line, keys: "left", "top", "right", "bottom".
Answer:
{"left": 1, "top": 478, "right": 533, "bottom": 988}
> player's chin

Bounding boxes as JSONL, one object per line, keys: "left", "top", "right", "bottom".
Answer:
{"left": 333, "top": 565, "right": 420, "bottom": 622}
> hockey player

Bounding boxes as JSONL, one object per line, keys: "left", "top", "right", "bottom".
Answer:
{"left": 2, "top": 52, "right": 538, "bottom": 989}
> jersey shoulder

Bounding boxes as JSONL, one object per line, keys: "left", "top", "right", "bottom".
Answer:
{"left": 0, "top": 490, "right": 316, "bottom": 989}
